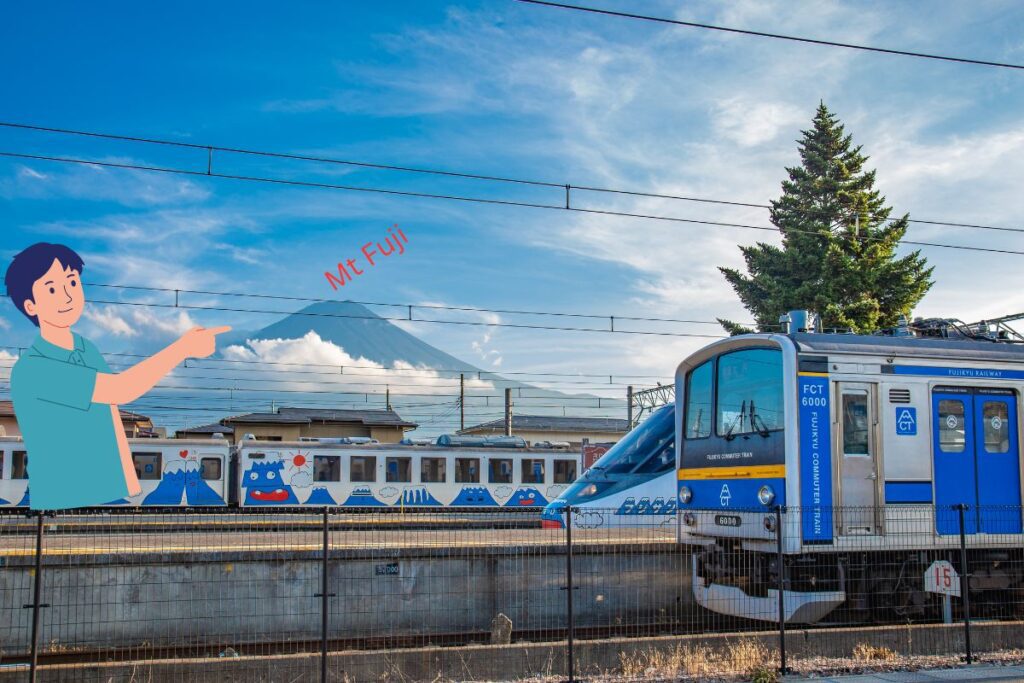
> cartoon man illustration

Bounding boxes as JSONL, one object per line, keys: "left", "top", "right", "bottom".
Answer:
{"left": 5, "top": 243, "right": 231, "bottom": 510}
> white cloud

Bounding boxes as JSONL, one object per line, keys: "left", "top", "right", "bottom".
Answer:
{"left": 83, "top": 304, "right": 196, "bottom": 339}
{"left": 222, "top": 330, "right": 494, "bottom": 395}
{"left": 0, "top": 317, "right": 10, "bottom": 331}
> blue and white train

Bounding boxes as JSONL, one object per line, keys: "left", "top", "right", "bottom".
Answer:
{"left": 0, "top": 436, "right": 581, "bottom": 509}
{"left": 541, "top": 403, "right": 677, "bottom": 529}
{"left": 675, "top": 320, "right": 1024, "bottom": 623}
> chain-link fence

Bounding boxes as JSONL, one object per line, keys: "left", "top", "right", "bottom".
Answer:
{"left": 1, "top": 504, "right": 1022, "bottom": 682}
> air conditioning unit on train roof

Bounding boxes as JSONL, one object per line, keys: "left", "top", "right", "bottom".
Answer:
{"left": 779, "top": 310, "right": 819, "bottom": 334}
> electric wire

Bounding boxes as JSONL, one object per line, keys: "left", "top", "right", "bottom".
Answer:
{"left": 513, "top": 0, "right": 1024, "bottom": 71}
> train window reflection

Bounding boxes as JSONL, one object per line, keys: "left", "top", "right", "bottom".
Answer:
{"left": 422, "top": 457, "right": 447, "bottom": 483}
{"left": 685, "top": 360, "right": 712, "bottom": 439}
{"left": 522, "top": 459, "right": 545, "bottom": 484}
{"left": 12, "top": 451, "right": 27, "bottom": 479}
{"left": 554, "top": 459, "right": 577, "bottom": 483}
{"left": 842, "top": 393, "right": 869, "bottom": 456}
{"left": 314, "top": 455, "right": 341, "bottom": 482}
{"left": 982, "top": 402, "right": 1010, "bottom": 454}
{"left": 633, "top": 438, "right": 675, "bottom": 474}
{"left": 455, "top": 457, "right": 480, "bottom": 483}
{"left": 200, "top": 457, "right": 221, "bottom": 481}
{"left": 350, "top": 456, "right": 376, "bottom": 482}
{"left": 716, "top": 349, "right": 783, "bottom": 436}
{"left": 597, "top": 405, "right": 674, "bottom": 475}
{"left": 132, "top": 452, "right": 162, "bottom": 481}
{"left": 938, "top": 400, "right": 965, "bottom": 453}
{"left": 386, "top": 456, "right": 412, "bottom": 482}
{"left": 488, "top": 458, "right": 512, "bottom": 483}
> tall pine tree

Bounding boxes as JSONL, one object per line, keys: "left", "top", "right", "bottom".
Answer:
{"left": 719, "top": 103, "right": 933, "bottom": 334}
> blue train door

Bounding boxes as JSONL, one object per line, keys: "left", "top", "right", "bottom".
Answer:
{"left": 933, "top": 390, "right": 975, "bottom": 535}
{"left": 974, "top": 392, "right": 1021, "bottom": 533}
{"left": 932, "top": 389, "right": 1021, "bottom": 535}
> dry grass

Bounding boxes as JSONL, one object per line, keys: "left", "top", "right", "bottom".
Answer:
{"left": 617, "top": 638, "right": 778, "bottom": 681}
{"left": 852, "top": 642, "right": 898, "bottom": 662}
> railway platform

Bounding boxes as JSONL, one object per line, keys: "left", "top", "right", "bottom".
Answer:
{"left": 786, "top": 663, "right": 1024, "bottom": 682}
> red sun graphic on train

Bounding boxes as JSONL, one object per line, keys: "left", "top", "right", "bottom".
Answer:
{"left": 292, "top": 453, "right": 307, "bottom": 467}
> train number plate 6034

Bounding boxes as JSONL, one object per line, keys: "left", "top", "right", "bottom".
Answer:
{"left": 715, "top": 515, "right": 742, "bottom": 527}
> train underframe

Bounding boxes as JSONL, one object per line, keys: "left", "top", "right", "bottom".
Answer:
{"left": 694, "top": 542, "right": 1024, "bottom": 624}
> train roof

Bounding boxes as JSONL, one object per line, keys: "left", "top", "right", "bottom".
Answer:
{"left": 789, "top": 332, "right": 1024, "bottom": 362}
{"left": 235, "top": 440, "right": 574, "bottom": 454}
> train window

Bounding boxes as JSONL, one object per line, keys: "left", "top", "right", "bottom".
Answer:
{"left": 716, "top": 349, "right": 783, "bottom": 436}
{"left": 314, "top": 455, "right": 341, "bottom": 482}
{"left": 132, "top": 452, "right": 162, "bottom": 480}
{"left": 841, "top": 394, "right": 870, "bottom": 456}
{"left": 982, "top": 402, "right": 1010, "bottom": 454}
{"left": 421, "top": 457, "right": 447, "bottom": 483}
{"left": 350, "top": 456, "right": 377, "bottom": 482}
{"left": 633, "top": 438, "right": 675, "bottom": 474}
{"left": 553, "top": 459, "right": 577, "bottom": 483}
{"left": 937, "top": 400, "right": 966, "bottom": 453}
{"left": 200, "top": 457, "right": 221, "bottom": 480}
{"left": 685, "top": 360, "right": 713, "bottom": 439}
{"left": 455, "top": 458, "right": 480, "bottom": 483}
{"left": 522, "top": 459, "right": 545, "bottom": 484}
{"left": 489, "top": 458, "right": 512, "bottom": 483}
{"left": 386, "top": 457, "right": 412, "bottom": 482}
{"left": 12, "top": 451, "right": 28, "bottom": 479}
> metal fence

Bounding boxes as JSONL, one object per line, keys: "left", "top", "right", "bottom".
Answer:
{"left": 0, "top": 504, "right": 1022, "bottom": 682}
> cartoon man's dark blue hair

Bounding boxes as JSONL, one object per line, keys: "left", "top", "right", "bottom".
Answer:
{"left": 4, "top": 243, "right": 85, "bottom": 327}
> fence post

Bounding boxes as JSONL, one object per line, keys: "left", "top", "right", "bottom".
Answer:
{"left": 564, "top": 505, "right": 575, "bottom": 683}
{"left": 25, "top": 510, "right": 49, "bottom": 683}
{"left": 957, "top": 504, "right": 973, "bottom": 665}
{"left": 314, "top": 506, "right": 336, "bottom": 683}
{"left": 775, "top": 505, "right": 789, "bottom": 675}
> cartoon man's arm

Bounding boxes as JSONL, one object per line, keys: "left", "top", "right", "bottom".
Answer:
{"left": 92, "top": 326, "right": 231, "bottom": 405}
{"left": 111, "top": 404, "right": 142, "bottom": 496}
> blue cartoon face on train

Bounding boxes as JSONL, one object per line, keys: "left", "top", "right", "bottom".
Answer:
{"left": 242, "top": 460, "right": 299, "bottom": 504}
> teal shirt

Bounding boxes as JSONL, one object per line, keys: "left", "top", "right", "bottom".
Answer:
{"left": 10, "top": 332, "right": 129, "bottom": 510}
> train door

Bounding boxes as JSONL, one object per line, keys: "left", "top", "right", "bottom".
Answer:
{"left": 836, "top": 383, "right": 880, "bottom": 534}
{"left": 933, "top": 388, "right": 1022, "bottom": 535}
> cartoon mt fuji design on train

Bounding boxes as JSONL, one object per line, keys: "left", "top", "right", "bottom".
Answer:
{"left": 503, "top": 487, "right": 547, "bottom": 506}
{"left": 241, "top": 460, "right": 299, "bottom": 505}
{"left": 401, "top": 486, "right": 442, "bottom": 506}
{"left": 143, "top": 454, "right": 224, "bottom": 505}
{"left": 450, "top": 486, "right": 499, "bottom": 506}
{"left": 341, "top": 486, "right": 387, "bottom": 506}
{"left": 304, "top": 487, "right": 338, "bottom": 505}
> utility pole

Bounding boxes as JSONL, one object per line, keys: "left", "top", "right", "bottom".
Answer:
{"left": 460, "top": 373, "right": 465, "bottom": 432}
{"left": 386, "top": 385, "right": 391, "bottom": 411}
{"left": 627, "top": 385, "right": 634, "bottom": 427}
{"left": 504, "top": 387, "right": 512, "bottom": 437}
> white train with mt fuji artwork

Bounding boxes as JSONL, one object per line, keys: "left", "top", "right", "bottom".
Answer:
{"left": 0, "top": 436, "right": 581, "bottom": 509}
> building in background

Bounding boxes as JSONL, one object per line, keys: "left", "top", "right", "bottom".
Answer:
{"left": 176, "top": 406, "right": 417, "bottom": 444}
{"left": 458, "top": 415, "right": 628, "bottom": 448}
{"left": 0, "top": 401, "right": 164, "bottom": 438}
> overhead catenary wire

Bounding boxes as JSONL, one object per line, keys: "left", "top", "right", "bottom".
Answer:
{"left": 1, "top": 121, "right": 1021, "bottom": 236}
{"left": 0, "top": 344, "right": 672, "bottom": 381}
{"left": 513, "top": 0, "right": 1024, "bottom": 71}
{"left": 0, "top": 137, "right": 1022, "bottom": 256}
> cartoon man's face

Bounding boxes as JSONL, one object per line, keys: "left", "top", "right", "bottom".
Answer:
{"left": 23, "top": 258, "right": 84, "bottom": 329}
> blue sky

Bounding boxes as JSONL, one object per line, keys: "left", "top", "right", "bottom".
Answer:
{"left": 2, "top": 1, "right": 1024, "bottom": 432}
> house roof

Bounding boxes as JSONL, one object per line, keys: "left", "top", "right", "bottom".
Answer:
{"left": 177, "top": 421, "right": 232, "bottom": 435}
{"left": 459, "top": 414, "right": 629, "bottom": 435}
{"left": 0, "top": 400, "right": 150, "bottom": 423}
{"left": 224, "top": 407, "right": 417, "bottom": 429}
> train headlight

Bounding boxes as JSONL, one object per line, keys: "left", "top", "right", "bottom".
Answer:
{"left": 679, "top": 486, "right": 693, "bottom": 505}
{"left": 757, "top": 485, "right": 775, "bottom": 506}
{"left": 683, "top": 512, "right": 696, "bottom": 527}
{"left": 581, "top": 483, "right": 598, "bottom": 497}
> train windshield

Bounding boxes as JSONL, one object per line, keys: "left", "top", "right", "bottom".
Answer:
{"left": 590, "top": 405, "right": 674, "bottom": 476}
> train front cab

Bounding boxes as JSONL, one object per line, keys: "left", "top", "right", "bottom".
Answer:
{"left": 677, "top": 334, "right": 1024, "bottom": 624}
{"left": 675, "top": 335, "right": 846, "bottom": 624}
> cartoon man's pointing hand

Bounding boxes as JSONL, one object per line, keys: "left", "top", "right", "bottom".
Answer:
{"left": 5, "top": 243, "right": 231, "bottom": 509}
